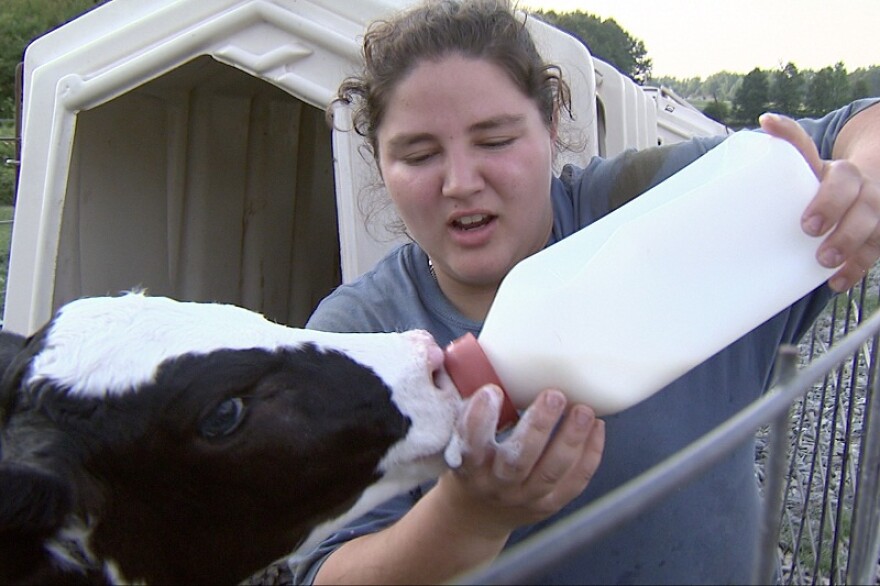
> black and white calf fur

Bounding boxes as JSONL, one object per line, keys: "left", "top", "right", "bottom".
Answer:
{"left": 0, "top": 292, "right": 462, "bottom": 584}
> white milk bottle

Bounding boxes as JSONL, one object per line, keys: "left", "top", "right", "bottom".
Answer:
{"left": 444, "top": 131, "right": 835, "bottom": 427}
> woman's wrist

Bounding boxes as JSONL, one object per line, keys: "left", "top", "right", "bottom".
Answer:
{"left": 430, "top": 472, "right": 516, "bottom": 544}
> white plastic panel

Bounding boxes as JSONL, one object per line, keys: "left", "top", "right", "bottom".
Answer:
{"left": 636, "top": 84, "right": 658, "bottom": 149}
{"left": 526, "top": 16, "right": 598, "bottom": 167}
{"left": 592, "top": 59, "right": 627, "bottom": 157}
{"left": 594, "top": 58, "right": 658, "bottom": 155}
{"left": 645, "top": 86, "right": 732, "bottom": 146}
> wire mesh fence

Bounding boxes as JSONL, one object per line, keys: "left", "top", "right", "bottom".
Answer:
{"left": 0, "top": 119, "right": 16, "bottom": 323}
{"left": 764, "top": 274, "right": 880, "bottom": 585}
{"left": 1, "top": 69, "right": 22, "bottom": 317}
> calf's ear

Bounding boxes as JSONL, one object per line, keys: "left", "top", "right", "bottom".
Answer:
{"left": 0, "top": 331, "right": 25, "bottom": 378}
{"left": 0, "top": 463, "right": 73, "bottom": 560}
{"left": 0, "top": 462, "right": 72, "bottom": 536}
{"left": 0, "top": 464, "right": 75, "bottom": 582}
{"left": 0, "top": 330, "right": 28, "bottom": 424}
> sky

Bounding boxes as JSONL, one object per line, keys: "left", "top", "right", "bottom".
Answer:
{"left": 521, "top": 0, "right": 880, "bottom": 79}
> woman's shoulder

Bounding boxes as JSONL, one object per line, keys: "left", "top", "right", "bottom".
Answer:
{"left": 306, "top": 243, "right": 427, "bottom": 332}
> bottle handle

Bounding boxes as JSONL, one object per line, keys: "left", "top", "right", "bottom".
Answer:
{"left": 444, "top": 333, "right": 519, "bottom": 431}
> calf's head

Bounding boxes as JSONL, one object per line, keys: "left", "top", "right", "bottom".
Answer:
{"left": 0, "top": 293, "right": 461, "bottom": 584}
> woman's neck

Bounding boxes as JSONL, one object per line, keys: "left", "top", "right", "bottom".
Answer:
{"left": 432, "top": 269, "right": 498, "bottom": 322}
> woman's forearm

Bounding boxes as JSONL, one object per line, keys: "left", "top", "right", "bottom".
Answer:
{"left": 314, "top": 475, "right": 510, "bottom": 585}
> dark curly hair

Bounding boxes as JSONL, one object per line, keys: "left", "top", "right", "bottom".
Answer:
{"left": 329, "top": 0, "right": 572, "bottom": 164}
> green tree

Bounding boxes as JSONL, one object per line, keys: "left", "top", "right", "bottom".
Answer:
{"left": 850, "top": 77, "right": 871, "bottom": 101}
{"left": 702, "top": 72, "right": 743, "bottom": 103}
{"left": 733, "top": 68, "right": 770, "bottom": 127}
{"left": 662, "top": 76, "right": 703, "bottom": 97}
{"left": 830, "top": 62, "right": 851, "bottom": 108}
{"left": 804, "top": 63, "right": 851, "bottom": 117}
{"left": 701, "top": 99, "right": 730, "bottom": 126}
{"left": 770, "top": 62, "right": 803, "bottom": 117}
{"left": 804, "top": 68, "right": 833, "bottom": 117}
{"left": 0, "top": 0, "right": 105, "bottom": 119}
{"left": 535, "top": 10, "right": 652, "bottom": 83}
{"left": 849, "top": 66, "right": 880, "bottom": 97}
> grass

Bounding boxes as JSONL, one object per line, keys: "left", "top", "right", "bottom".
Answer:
{"left": 1, "top": 117, "right": 15, "bottom": 321}
{"left": 0, "top": 205, "right": 12, "bottom": 319}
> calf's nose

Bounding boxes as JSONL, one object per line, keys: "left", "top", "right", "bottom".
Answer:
{"left": 404, "top": 329, "right": 446, "bottom": 387}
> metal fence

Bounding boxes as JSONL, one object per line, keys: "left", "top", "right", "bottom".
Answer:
{"left": 456, "top": 274, "right": 880, "bottom": 585}
{"left": 0, "top": 120, "right": 17, "bottom": 320}
{"left": 0, "top": 116, "right": 18, "bottom": 205}
{"left": 771, "top": 281, "right": 880, "bottom": 585}
{"left": 2, "top": 63, "right": 22, "bottom": 205}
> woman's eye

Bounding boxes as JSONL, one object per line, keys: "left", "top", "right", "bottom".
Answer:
{"left": 481, "top": 137, "right": 515, "bottom": 149}
{"left": 199, "top": 397, "right": 247, "bottom": 438}
{"left": 402, "top": 151, "right": 435, "bottom": 165}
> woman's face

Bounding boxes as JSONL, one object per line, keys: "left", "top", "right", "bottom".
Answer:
{"left": 376, "top": 54, "right": 556, "bottom": 295}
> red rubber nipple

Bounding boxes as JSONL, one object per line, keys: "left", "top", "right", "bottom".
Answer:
{"left": 443, "top": 333, "right": 519, "bottom": 431}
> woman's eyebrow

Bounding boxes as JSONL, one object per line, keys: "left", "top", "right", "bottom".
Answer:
{"left": 385, "top": 132, "right": 435, "bottom": 151}
{"left": 470, "top": 114, "right": 526, "bottom": 132}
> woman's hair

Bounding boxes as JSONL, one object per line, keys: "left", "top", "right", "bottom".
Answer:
{"left": 329, "top": 0, "right": 572, "bottom": 163}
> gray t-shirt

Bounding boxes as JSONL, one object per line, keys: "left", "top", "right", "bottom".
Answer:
{"left": 296, "top": 99, "right": 878, "bottom": 585}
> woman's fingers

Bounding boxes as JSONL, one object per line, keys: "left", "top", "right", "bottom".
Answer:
{"left": 457, "top": 384, "right": 503, "bottom": 468}
{"left": 759, "top": 112, "right": 823, "bottom": 176}
{"left": 528, "top": 405, "right": 604, "bottom": 504}
{"left": 492, "top": 389, "right": 567, "bottom": 483}
{"left": 494, "top": 396, "right": 604, "bottom": 514}
{"left": 810, "top": 160, "right": 880, "bottom": 291}
{"left": 759, "top": 112, "right": 880, "bottom": 291}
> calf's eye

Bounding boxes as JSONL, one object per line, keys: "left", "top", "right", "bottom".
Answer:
{"left": 199, "top": 397, "right": 247, "bottom": 438}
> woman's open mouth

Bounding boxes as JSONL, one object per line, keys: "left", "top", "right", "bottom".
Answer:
{"left": 452, "top": 213, "right": 493, "bottom": 231}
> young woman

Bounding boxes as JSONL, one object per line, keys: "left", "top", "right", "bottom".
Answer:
{"left": 296, "top": 1, "right": 880, "bottom": 583}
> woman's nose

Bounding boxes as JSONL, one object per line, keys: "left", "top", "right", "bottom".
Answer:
{"left": 441, "top": 148, "right": 484, "bottom": 198}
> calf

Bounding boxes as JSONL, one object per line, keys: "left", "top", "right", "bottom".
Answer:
{"left": 0, "top": 292, "right": 462, "bottom": 584}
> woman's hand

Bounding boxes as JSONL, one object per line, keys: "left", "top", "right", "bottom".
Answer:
{"left": 437, "top": 385, "right": 605, "bottom": 539}
{"left": 759, "top": 110, "right": 880, "bottom": 292}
